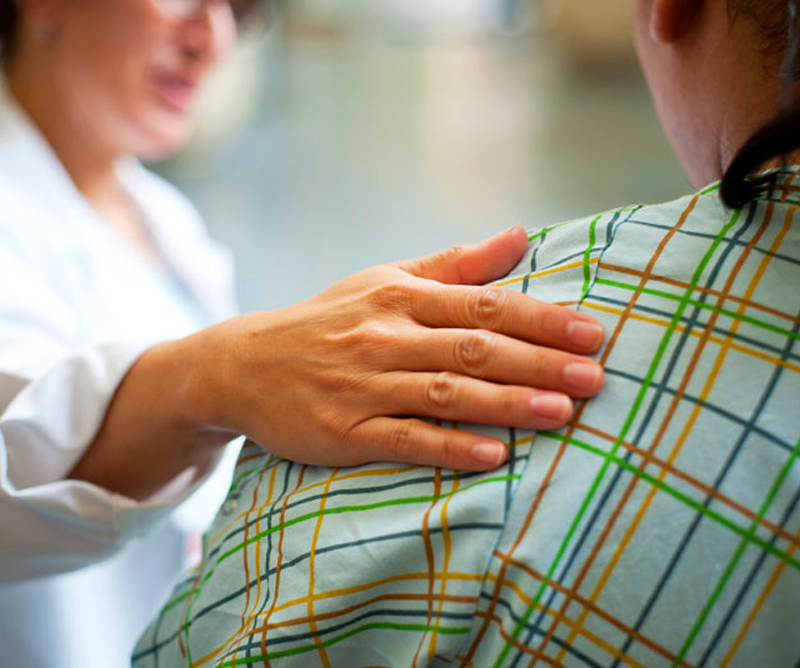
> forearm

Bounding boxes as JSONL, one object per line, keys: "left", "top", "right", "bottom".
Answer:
{"left": 69, "top": 337, "right": 236, "bottom": 500}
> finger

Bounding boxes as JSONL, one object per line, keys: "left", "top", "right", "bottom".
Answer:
{"left": 393, "top": 226, "right": 529, "bottom": 286}
{"left": 373, "top": 371, "right": 576, "bottom": 431}
{"left": 386, "top": 329, "right": 603, "bottom": 398}
{"left": 409, "top": 283, "right": 605, "bottom": 353}
{"left": 346, "top": 416, "right": 511, "bottom": 471}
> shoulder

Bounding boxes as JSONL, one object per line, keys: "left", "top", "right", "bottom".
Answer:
{"left": 497, "top": 187, "right": 737, "bottom": 307}
{"left": 494, "top": 203, "right": 644, "bottom": 308}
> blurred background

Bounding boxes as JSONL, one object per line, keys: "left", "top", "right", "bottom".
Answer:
{"left": 153, "top": 0, "right": 689, "bottom": 312}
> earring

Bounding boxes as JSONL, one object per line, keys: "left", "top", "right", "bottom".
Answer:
{"left": 34, "top": 22, "right": 58, "bottom": 43}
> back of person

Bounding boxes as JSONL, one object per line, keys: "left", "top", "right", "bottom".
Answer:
{"left": 133, "top": 170, "right": 800, "bottom": 667}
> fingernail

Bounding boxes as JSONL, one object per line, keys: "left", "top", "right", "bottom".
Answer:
{"left": 567, "top": 320, "right": 604, "bottom": 350}
{"left": 531, "top": 394, "right": 572, "bottom": 421}
{"left": 502, "top": 225, "right": 526, "bottom": 240}
{"left": 472, "top": 442, "right": 508, "bottom": 467}
{"left": 564, "top": 362, "right": 603, "bottom": 392}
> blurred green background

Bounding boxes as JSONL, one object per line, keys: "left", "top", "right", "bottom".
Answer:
{"left": 154, "top": 0, "right": 688, "bottom": 312}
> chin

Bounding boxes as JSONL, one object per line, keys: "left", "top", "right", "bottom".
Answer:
{"left": 133, "top": 119, "right": 194, "bottom": 163}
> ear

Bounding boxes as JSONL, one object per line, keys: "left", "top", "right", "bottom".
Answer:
{"left": 650, "top": 0, "right": 703, "bottom": 43}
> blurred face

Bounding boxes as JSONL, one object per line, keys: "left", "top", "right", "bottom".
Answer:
{"left": 50, "top": 0, "right": 238, "bottom": 160}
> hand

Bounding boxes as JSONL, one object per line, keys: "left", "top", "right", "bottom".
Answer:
{"left": 190, "top": 226, "right": 604, "bottom": 471}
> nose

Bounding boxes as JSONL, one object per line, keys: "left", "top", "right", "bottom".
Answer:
{"left": 180, "top": 1, "right": 237, "bottom": 66}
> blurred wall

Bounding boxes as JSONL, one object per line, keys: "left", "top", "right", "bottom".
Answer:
{"left": 154, "top": 2, "right": 687, "bottom": 312}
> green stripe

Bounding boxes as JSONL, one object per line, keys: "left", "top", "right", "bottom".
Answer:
{"left": 526, "top": 206, "right": 640, "bottom": 244}
{"left": 215, "top": 621, "right": 471, "bottom": 666}
{"left": 595, "top": 277, "right": 800, "bottom": 341}
{"left": 159, "top": 588, "right": 192, "bottom": 615}
{"left": 227, "top": 453, "right": 279, "bottom": 493}
{"left": 217, "top": 472, "right": 519, "bottom": 563}
{"left": 493, "top": 207, "right": 742, "bottom": 667}
{"left": 161, "top": 473, "right": 520, "bottom": 612}
{"left": 580, "top": 215, "right": 601, "bottom": 301}
{"left": 539, "top": 431, "right": 800, "bottom": 572}
{"left": 673, "top": 432, "right": 800, "bottom": 666}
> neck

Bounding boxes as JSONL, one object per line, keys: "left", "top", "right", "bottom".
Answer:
{"left": 7, "top": 52, "right": 122, "bottom": 204}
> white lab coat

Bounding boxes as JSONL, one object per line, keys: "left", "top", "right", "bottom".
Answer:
{"left": 0, "top": 86, "right": 242, "bottom": 666}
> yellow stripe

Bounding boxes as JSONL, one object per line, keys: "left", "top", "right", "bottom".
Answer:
{"left": 427, "top": 469, "right": 460, "bottom": 661}
{"left": 554, "top": 197, "right": 792, "bottom": 662}
{"left": 306, "top": 468, "right": 338, "bottom": 668}
{"left": 494, "top": 258, "right": 599, "bottom": 288}
{"left": 582, "top": 302, "right": 800, "bottom": 375}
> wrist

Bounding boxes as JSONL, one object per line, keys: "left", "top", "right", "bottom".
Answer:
{"left": 176, "top": 323, "right": 241, "bottom": 442}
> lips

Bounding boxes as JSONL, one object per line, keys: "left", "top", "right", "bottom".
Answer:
{"left": 152, "top": 72, "right": 198, "bottom": 112}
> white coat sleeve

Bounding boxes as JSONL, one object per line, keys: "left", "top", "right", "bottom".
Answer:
{"left": 0, "top": 229, "right": 212, "bottom": 581}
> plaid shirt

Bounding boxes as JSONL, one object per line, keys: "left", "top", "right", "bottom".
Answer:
{"left": 134, "top": 168, "right": 800, "bottom": 668}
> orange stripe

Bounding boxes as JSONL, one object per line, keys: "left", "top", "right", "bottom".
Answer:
{"left": 494, "top": 258, "right": 600, "bottom": 288}
{"left": 260, "top": 571, "right": 483, "bottom": 616}
{"left": 461, "top": 198, "right": 697, "bottom": 665}
{"left": 306, "top": 468, "right": 338, "bottom": 668}
{"left": 511, "top": 425, "right": 799, "bottom": 549}
{"left": 599, "top": 262, "right": 800, "bottom": 329}
{"left": 428, "top": 469, "right": 460, "bottom": 661}
{"left": 188, "top": 465, "right": 305, "bottom": 668}
{"left": 411, "top": 467, "right": 443, "bottom": 667}
{"left": 258, "top": 465, "right": 306, "bottom": 668}
{"left": 548, "top": 176, "right": 797, "bottom": 663}
{"left": 581, "top": 302, "right": 800, "bottom": 374}
{"left": 211, "top": 462, "right": 282, "bottom": 666}
{"left": 488, "top": 554, "right": 696, "bottom": 667}
{"left": 226, "top": 464, "right": 268, "bottom": 665}
{"left": 720, "top": 517, "right": 800, "bottom": 666}
{"left": 530, "top": 195, "right": 717, "bottom": 663}
{"left": 248, "top": 590, "right": 478, "bottom": 633}
{"left": 208, "top": 463, "right": 422, "bottom": 545}
{"left": 719, "top": 205, "right": 800, "bottom": 667}
{"left": 547, "top": 201, "right": 777, "bottom": 664}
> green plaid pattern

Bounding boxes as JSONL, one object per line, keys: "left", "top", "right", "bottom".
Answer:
{"left": 133, "top": 168, "right": 800, "bottom": 668}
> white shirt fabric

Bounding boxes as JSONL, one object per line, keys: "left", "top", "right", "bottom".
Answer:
{"left": 0, "top": 86, "right": 242, "bottom": 666}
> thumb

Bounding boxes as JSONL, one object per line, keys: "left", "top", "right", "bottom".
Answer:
{"left": 393, "top": 225, "right": 529, "bottom": 285}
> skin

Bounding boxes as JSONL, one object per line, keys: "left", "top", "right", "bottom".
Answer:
{"left": 9, "top": 0, "right": 236, "bottom": 262}
{"left": 6, "top": 0, "right": 607, "bottom": 499}
{"left": 634, "top": 0, "right": 800, "bottom": 186}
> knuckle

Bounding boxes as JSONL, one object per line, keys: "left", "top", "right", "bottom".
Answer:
{"left": 390, "top": 419, "right": 419, "bottom": 461}
{"left": 315, "top": 405, "right": 352, "bottom": 443}
{"left": 455, "top": 330, "right": 495, "bottom": 375}
{"left": 437, "top": 433, "right": 457, "bottom": 467}
{"left": 427, "top": 371, "right": 458, "bottom": 410}
{"left": 370, "top": 280, "right": 417, "bottom": 312}
{"left": 469, "top": 287, "right": 507, "bottom": 328}
{"left": 346, "top": 321, "right": 400, "bottom": 354}
{"left": 444, "top": 244, "right": 466, "bottom": 266}
{"left": 325, "top": 369, "right": 370, "bottom": 396}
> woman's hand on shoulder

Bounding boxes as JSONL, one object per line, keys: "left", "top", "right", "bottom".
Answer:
{"left": 188, "top": 226, "right": 604, "bottom": 471}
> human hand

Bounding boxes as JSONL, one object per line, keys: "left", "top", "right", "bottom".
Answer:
{"left": 188, "top": 226, "right": 604, "bottom": 471}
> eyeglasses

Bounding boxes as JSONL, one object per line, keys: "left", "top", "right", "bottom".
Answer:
{"left": 151, "top": 0, "right": 267, "bottom": 31}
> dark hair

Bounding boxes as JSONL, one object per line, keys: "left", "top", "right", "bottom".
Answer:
{"left": 0, "top": 0, "right": 18, "bottom": 70}
{"left": 720, "top": 0, "right": 800, "bottom": 208}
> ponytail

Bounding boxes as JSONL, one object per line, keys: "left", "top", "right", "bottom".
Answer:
{"left": 720, "top": 0, "right": 800, "bottom": 209}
